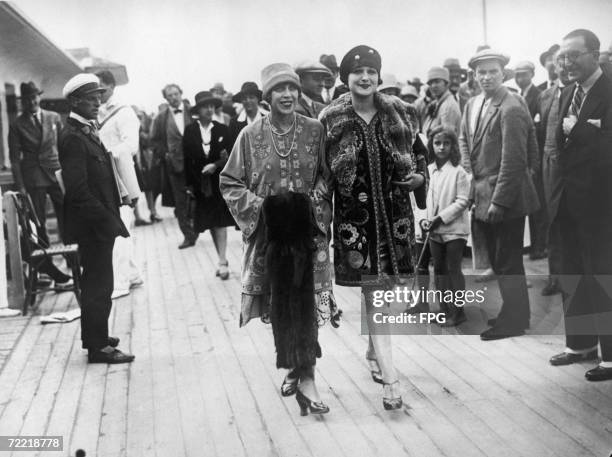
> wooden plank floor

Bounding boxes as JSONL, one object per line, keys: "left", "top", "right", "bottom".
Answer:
{"left": 0, "top": 208, "right": 611, "bottom": 457}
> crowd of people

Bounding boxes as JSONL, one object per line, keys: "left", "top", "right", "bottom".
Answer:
{"left": 7, "top": 27, "right": 612, "bottom": 417}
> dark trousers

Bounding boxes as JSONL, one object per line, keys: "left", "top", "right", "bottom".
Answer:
{"left": 547, "top": 217, "right": 562, "bottom": 278}
{"left": 528, "top": 175, "right": 548, "bottom": 254}
{"left": 167, "top": 171, "right": 197, "bottom": 242}
{"left": 556, "top": 200, "right": 612, "bottom": 361}
{"left": 473, "top": 217, "right": 530, "bottom": 330}
{"left": 79, "top": 239, "right": 115, "bottom": 350}
{"left": 26, "top": 182, "right": 68, "bottom": 281}
{"left": 430, "top": 238, "right": 467, "bottom": 318}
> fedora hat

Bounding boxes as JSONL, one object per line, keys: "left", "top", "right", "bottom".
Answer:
{"left": 320, "top": 54, "right": 339, "bottom": 72}
{"left": 190, "top": 91, "right": 222, "bottom": 114}
{"left": 232, "top": 82, "right": 263, "bottom": 102}
{"left": 539, "top": 44, "right": 560, "bottom": 67}
{"left": 20, "top": 81, "right": 43, "bottom": 98}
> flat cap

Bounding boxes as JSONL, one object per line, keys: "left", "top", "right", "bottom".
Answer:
{"left": 468, "top": 49, "right": 510, "bottom": 70}
{"left": 294, "top": 61, "right": 332, "bottom": 76}
{"left": 513, "top": 60, "right": 535, "bottom": 73}
{"left": 62, "top": 73, "right": 106, "bottom": 98}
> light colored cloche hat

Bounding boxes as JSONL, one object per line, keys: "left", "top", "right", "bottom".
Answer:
{"left": 62, "top": 73, "right": 106, "bottom": 98}
{"left": 400, "top": 84, "right": 419, "bottom": 98}
{"left": 261, "top": 63, "right": 301, "bottom": 99}
{"left": 427, "top": 67, "right": 450, "bottom": 84}
{"left": 468, "top": 49, "right": 510, "bottom": 70}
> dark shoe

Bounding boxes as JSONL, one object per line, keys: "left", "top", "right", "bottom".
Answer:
{"left": 585, "top": 366, "right": 612, "bottom": 381}
{"left": 108, "top": 337, "right": 120, "bottom": 348}
{"left": 135, "top": 218, "right": 151, "bottom": 227}
{"left": 54, "top": 278, "right": 74, "bottom": 292}
{"left": 382, "top": 381, "right": 403, "bottom": 410}
{"left": 88, "top": 348, "right": 135, "bottom": 364}
{"left": 178, "top": 239, "right": 196, "bottom": 249}
{"left": 150, "top": 214, "right": 162, "bottom": 223}
{"left": 550, "top": 350, "right": 598, "bottom": 366}
{"left": 439, "top": 312, "right": 467, "bottom": 327}
{"left": 405, "top": 302, "right": 430, "bottom": 315}
{"left": 541, "top": 280, "right": 561, "bottom": 296}
{"left": 296, "top": 389, "right": 329, "bottom": 416}
{"left": 529, "top": 250, "right": 547, "bottom": 260}
{"left": 480, "top": 326, "right": 525, "bottom": 341}
{"left": 281, "top": 369, "right": 299, "bottom": 397}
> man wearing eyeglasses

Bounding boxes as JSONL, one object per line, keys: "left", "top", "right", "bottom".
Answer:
{"left": 548, "top": 29, "right": 612, "bottom": 382}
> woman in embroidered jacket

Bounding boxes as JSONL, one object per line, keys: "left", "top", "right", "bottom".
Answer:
{"left": 220, "top": 63, "right": 339, "bottom": 416}
{"left": 320, "top": 45, "right": 428, "bottom": 410}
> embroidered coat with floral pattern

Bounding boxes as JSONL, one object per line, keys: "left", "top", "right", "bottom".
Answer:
{"left": 220, "top": 114, "right": 336, "bottom": 326}
{"left": 320, "top": 92, "right": 429, "bottom": 286}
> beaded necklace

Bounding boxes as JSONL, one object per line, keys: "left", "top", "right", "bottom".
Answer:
{"left": 268, "top": 114, "right": 297, "bottom": 158}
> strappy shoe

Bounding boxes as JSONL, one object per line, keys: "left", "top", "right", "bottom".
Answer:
{"left": 383, "top": 381, "right": 403, "bottom": 410}
{"left": 281, "top": 369, "right": 299, "bottom": 397}
{"left": 296, "top": 389, "right": 330, "bottom": 416}
{"left": 367, "top": 358, "right": 383, "bottom": 384}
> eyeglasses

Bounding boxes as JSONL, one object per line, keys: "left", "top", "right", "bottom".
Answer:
{"left": 556, "top": 51, "right": 593, "bottom": 64}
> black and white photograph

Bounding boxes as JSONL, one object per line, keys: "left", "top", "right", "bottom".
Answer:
{"left": 0, "top": 0, "right": 611, "bottom": 455}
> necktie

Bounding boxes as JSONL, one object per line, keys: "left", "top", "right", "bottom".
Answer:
{"left": 33, "top": 114, "right": 42, "bottom": 131}
{"left": 173, "top": 108, "right": 182, "bottom": 114}
{"left": 474, "top": 97, "right": 487, "bottom": 135}
{"left": 570, "top": 84, "right": 584, "bottom": 117}
{"left": 89, "top": 121, "right": 101, "bottom": 141}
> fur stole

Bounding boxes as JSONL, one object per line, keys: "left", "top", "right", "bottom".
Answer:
{"left": 263, "top": 192, "right": 321, "bottom": 369}
{"left": 320, "top": 92, "right": 419, "bottom": 195}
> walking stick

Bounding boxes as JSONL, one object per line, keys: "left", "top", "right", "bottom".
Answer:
{"left": 412, "top": 219, "right": 432, "bottom": 291}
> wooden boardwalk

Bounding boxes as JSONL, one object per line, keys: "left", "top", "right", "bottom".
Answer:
{"left": 0, "top": 209, "right": 611, "bottom": 457}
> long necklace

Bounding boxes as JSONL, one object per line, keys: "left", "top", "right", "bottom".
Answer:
{"left": 269, "top": 114, "right": 297, "bottom": 158}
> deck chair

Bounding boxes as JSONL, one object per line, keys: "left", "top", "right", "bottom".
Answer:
{"left": 10, "top": 192, "right": 81, "bottom": 314}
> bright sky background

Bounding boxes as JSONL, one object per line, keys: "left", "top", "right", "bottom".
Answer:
{"left": 15, "top": 0, "right": 612, "bottom": 112}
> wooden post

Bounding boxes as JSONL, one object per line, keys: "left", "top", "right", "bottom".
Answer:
{"left": 3, "top": 191, "right": 24, "bottom": 310}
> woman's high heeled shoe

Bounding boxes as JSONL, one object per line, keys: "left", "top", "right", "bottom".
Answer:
{"left": 367, "top": 359, "right": 383, "bottom": 384}
{"left": 296, "top": 389, "right": 330, "bottom": 416}
{"left": 382, "top": 381, "right": 403, "bottom": 411}
{"left": 281, "top": 369, "right": 299, "bottom": 397}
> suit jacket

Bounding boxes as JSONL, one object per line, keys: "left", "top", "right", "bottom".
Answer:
{"left": 554, "top": 72, "right": 612, "bottom": 227}
{"left": 521, "top": 84, "right": 541, "bottom": 119}
{"left": 459, "top": 86, "right": 539, "bottom": 221}
{"left": 59, "top": 117, "right": 129, "bottom": 244}
{"left": 183, "top": 121, "right": 230, "bottom": 198}
{"left": 150, "top": 102, "right": 193, "bottom": 173}
{"left": 8, "top": 109, "right": 62, "bottom": 189}
{"left": 295, "top": 96, "right": 326, "bottom": 119}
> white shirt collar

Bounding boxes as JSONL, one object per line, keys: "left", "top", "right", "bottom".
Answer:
{"left": 301, "top": 93, "right": 314, "bottom": 107}
{"left": 237, "top": 107, "right": 265, "bottom": 123}
{"left": 69, "top": 111, "right": 95, "bottom": 126}
{"left": 198, "top": 120, "right": 213, "bottom": 134}
{"left": 579, "top": 67, "right": 603, "bottom": 94}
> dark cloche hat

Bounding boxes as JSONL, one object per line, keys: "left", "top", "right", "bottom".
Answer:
{"left": 232, "top": 82, "right": 263, "bottom": 102}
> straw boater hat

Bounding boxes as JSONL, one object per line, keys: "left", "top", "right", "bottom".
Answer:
{"left": 261, "top": 63, "right": 301, "bottom": 100}
{"left": 62, "top": 73, "right": 106, "bottom": 98}
{"left": 190, "top": 91, "right": 222, "bottom": 114}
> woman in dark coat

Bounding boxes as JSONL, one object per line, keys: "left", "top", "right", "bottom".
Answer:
{"left": 320, "top": 45, "right": 428, "bottom": 410}
{"left": 183, "top": 91, "right": 236, "bottom": 279}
